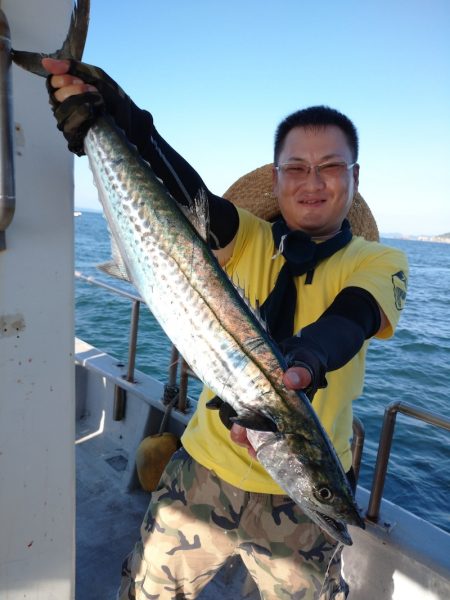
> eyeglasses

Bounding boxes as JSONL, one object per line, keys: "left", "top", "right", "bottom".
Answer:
{"left": 275, "top": 160, "right": 356, "bottom": 182}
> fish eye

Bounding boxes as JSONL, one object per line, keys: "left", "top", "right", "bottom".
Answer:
{"left": 314, "top": 486, "right": 334, "bottom": 502}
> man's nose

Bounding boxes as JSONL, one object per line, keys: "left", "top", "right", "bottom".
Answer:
{"left": 303, "top": 166, "right": 326, "bottom": 189}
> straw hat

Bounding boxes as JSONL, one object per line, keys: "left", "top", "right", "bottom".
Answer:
{"left": 223, "top": 163, "right": 379, "bottom": 242}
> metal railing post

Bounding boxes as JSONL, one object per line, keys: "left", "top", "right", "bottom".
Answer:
{"left": 0, "top": 9, "right": 15, "bottom": 251}
{"left": 366, "top": 401, "right": 450, "bottom": 522}
{"left": 351, "top": 416, "right": 365, "bottom": 483}
{"left": 178, "top": 358, "right": 189, "bottom": 413}
{"left": 113, "top": 299, "right": 140, "bottom": 421}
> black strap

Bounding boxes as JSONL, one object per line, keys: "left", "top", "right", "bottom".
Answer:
{"left": 145, "top": 127, "right": 239, "bottom": 249}
{"left": 260, "top": 219, "right": 353, "bottom": 342}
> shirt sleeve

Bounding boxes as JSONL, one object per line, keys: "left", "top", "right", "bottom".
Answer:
{"left": 343, "top": 243, "right": 409, "bottom": 339}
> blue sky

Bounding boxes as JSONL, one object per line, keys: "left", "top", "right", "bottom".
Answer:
{"left": 74, "top": 0, "right": 450, "bottom": 236}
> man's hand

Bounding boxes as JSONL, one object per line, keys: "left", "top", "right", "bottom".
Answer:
{"left": 41, "top": 57, "right": 153, "bottom": 157}
{"left": 229, "top": 424, "right": 258, "bottom": 459}
{"left": 42, "top": 57, "right": 105, "bottom": 155}
{"left": 229, "top": 365, "right": 312, "bottom": 458}
{"left": 282, "top": 365, "right": 312, "bottom": 391}
{"left": 43, "top": 58, "right": 98, "bottom": 100}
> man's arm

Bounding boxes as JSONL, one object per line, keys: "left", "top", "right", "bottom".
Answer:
{"left": 278, "top": 286, "right": 384, "bottom": 398}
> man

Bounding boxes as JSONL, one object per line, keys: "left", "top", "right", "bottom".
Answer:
{"left": 43, "top": 58, "right": 407, "bottom": 599}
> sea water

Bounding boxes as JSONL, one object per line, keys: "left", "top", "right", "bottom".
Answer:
{"left": 75, "top": 211, "right": 450, "bottom": 534}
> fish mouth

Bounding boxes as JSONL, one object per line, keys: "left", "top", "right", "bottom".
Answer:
{"left": 315, "top": 511, "right": 353, "bottom": 545}
{"left": 311, "top": 507, "right": 365, "bottom": 546}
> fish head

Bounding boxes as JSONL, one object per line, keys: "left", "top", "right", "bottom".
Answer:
{"left": 246, "top": 429, "right": 365, "bottom": 545}
{"left": 293, "top": 469, "right": 365, "bottom": 545}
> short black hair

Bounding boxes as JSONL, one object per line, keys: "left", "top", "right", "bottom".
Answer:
{"left": 274, "top": 105, "right": 359, "bottom": 164}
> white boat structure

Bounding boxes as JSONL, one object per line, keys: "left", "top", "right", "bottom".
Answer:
{"left": 1, "top": 1, "right": 449, "bottom": 598}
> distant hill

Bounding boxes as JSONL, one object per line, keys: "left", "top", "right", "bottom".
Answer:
{"left": 381, "top": 232, "right": 404, "bottom": 239}
{"left": 381, "top": 232, "right": 450, "bottom": 244}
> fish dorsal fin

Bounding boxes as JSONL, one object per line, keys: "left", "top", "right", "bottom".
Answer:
{"left": 180, "top": 190, "right": 267, "bottom": 330}
{"left": 179, "top": 187, "right": 210, "bottom": 243}
{"left": 232, "top": 276, "right": 268, "bottom": 331}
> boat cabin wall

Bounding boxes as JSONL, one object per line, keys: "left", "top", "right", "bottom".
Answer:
{"left": 0, "top": 1, "right": 75, "bottom": 598}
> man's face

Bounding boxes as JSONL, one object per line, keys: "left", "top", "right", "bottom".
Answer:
{"left": 273, "top": 125, "right": 359, "bottom": 236}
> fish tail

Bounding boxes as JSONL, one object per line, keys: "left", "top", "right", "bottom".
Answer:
{"left": 11, "top": 0, "right": 90, "bottom": 76}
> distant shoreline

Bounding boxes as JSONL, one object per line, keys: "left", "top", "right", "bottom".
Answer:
{"left": 382, "top": 234, "right": 450, "bottom": 244}
{"left": 75, "top": 209, "right": 449, "bottom": 245}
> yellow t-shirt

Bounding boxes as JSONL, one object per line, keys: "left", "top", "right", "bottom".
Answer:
{"left": 182, "top": 208, "right": 408, "bottom": 493}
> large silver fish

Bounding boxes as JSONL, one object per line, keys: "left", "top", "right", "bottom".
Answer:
{"left": 12, "top": 0, "right": 365, "bottom": 544}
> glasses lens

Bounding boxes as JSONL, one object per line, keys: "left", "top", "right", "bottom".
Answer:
{"left": 317, "top": 162, "right": 350, "bottom": 178}
{"left": 280, "top": 163, "right": 309, "bottom": 179}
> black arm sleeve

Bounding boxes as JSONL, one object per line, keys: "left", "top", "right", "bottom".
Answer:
{"left": 278, "top": 286, "right": 381, "bottom": 399}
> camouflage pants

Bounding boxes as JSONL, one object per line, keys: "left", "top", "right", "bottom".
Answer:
{"left": 117, "top": 447, "right": 349, "bottom": 600}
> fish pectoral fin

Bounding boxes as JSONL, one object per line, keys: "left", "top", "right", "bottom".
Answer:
{"left": 205, "top": 398, "right": 277, "bottom": 433}
{"left": 230, "top": 414, "right": 278, "bottom": 433}
{"left": 206, "top": 397, "right": 237, "bottom": 431}
{"left": 205, "top": 396, "right": 224, "bottom": 409}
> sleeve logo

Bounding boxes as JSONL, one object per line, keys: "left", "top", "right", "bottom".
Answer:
{"left": 392, "top": 271, "right": 407, "bottom": 310}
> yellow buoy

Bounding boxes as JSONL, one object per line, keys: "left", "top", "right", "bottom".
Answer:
{"left": 135, "top": 432, "right": 179, "bottom": 492}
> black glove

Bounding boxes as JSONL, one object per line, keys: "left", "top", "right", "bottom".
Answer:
{"left": 46, "top": 60, "right": 153, "bottom": 156}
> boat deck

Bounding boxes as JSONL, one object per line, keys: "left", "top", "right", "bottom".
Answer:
{"left": 76, "top": 428, "right": 258, "bottom": 599}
